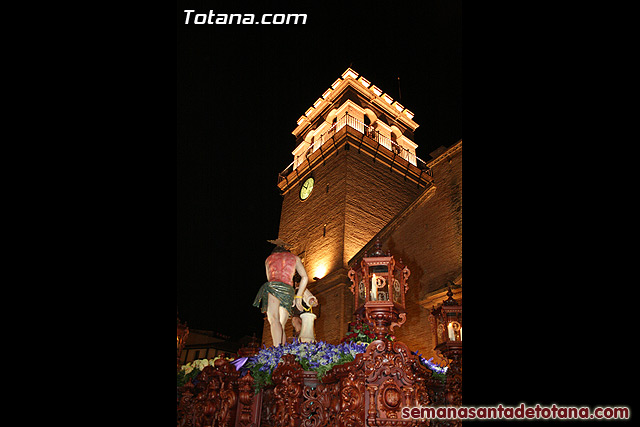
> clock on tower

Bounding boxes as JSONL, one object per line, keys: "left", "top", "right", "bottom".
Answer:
{"left": 299, "top": 177, "right": 314, "bottom": 200}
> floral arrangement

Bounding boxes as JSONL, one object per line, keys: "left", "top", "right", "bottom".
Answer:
{"left": 177, "top": 342, "right": 368, "bottom": 393}
{"left": 341, "top": 318, "right": 395, "bottom": 343}
{"left": 177, "top": 335, "right": 448, "bottom": 392}
{"left": 177, "top": 355, "right": 233, "bottom": 387}
{"left": 246, "top": 340, "right": 368, "bottom": 393}
{"left": 411, "top": 350, "right": 448, "bottom": 382}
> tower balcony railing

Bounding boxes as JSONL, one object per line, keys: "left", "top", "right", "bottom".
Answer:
{"left": 278, "top": 112, "right": 431, "bottom": 184}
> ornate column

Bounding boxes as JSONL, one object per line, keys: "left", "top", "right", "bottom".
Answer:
{"left": 177, "top": 315, "right": 189, "bottom": 372}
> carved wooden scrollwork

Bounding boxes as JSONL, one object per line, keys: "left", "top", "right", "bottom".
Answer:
{"left": 177, "top": 384, "right": 194, "bottom": 427}
{"left": 360, "top": 340, "right": 432, "bottom": 426}
{"left": 348, "top": 269, "right": 357, "bottom": 294}
{"left": 177, "top": 338, "right": 452, "bottom": 427}
{"left": 378, "top": 378, "right": 404, "bottom": 418}
{"left": 337, "top": 371, "right": 365, "bottom": 427}
{"left": 260, "top": 387, "right": 276, "bottom": 427}
{"left": 390, "top": 312, "right": 406, "bottom": 332}
{"left": 176, "top": 360, "right": 239, "bottom": 427}
{"left": 300, "top": 383, "right": 336, "bottom": 427}
{"left": 271, "top": 354, "right": 304, "bottom": 427}
{"left": 402, "top": 266, "right": 411, "bottom": 290}
{"left": 236, "top": 373, "right": 260, "bottom": 427}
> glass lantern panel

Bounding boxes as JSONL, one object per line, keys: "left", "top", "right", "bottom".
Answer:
{"left": 370, "top": 265, "right": 389, "bottom": 273}
{"left": 357, "top": 279, "right": 366, "bottom": 306}
{"left": 448, "top": 321, "right": 462, "bottom": 341}
{"left": 392, "top": 279, "right": 401, "bottom": 304}
{"left": 437, "top": 322, "right": 447, "bottom": 345}
{"left": 393, "top": 268, "right": 405, "bottom": 305}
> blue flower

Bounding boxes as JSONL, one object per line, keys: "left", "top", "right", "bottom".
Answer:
{"left": 244, "top": 340, "right": 368, "bottom": 379}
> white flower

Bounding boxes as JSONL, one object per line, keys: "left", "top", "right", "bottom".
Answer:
{"left": 192, "top": 359, "right": 208, "bottom": 370}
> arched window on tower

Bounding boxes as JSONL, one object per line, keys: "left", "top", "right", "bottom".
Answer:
{"left": 391, "top": 132, "right": 402, "bottom": 155}
{"left": 364, "top": 115, "right": 376, "bottom": 139}
{"left": 329, "top": 117, "right": 337, "bottom": 136}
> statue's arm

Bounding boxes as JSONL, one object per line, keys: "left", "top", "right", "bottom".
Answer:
{"left": 294, "top": 256, "right": 308, "bottom": 310}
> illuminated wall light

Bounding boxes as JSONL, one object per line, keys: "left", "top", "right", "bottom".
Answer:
{"left": 297, "top": 116, "right": 306, "bottom": 126}
{"left": 313, "top": 265, "right": 327, "bottom": 280}
{"left": 305, "top": 107, "right": 314, "bottom": 117}
{"left": 331, "top": 78, "right": 342, "bottom": 89}
{"left": 322, "top": 88, "right": 332, "bottom": 99}
{"left": 393, "top": 101, "right": 404, "bottom": 112}
{"left": 341, "top": 68, "right": 359, "bottom": 80}
{"left": 313, "top": 98, "right": 323, "bottom": 108}
{"left": 404, "top": 110, "right": 414, "bottom": 120}
{"left": 382, "top": 93, "right": 394, "bottom": 104}
{"left": 371, "top": 85, "right": 383, "bottom": 96}
{"left": 357, "top": 76, "right": 371, "bottom": 88}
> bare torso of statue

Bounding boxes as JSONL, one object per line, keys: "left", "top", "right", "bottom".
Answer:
{"left": 253, "top": 240, "right": 309, "bottom": 345}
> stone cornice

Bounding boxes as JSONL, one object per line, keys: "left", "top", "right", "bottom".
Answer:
{"left": 292, "top": 68, "right": 418, "bottom": 138}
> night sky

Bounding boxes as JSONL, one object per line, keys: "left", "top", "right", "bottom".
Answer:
{"left": 177, "top": 1, "right": 462, "bottom": 340}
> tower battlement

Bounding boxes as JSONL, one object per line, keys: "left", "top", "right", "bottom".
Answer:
{"left": 284, "top": 69, "right": 426, "bottom": 181}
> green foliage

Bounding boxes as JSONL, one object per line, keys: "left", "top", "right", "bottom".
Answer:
{"left": 315, "top": 351, "right": 354, "bottom": 380}
{"left": 431, "top": 371, "right": 447, "bottom": 383}
{"left": 341, "top": 318, "right": 395, "bottom": 343}
{"left": 249, "top": 362, "right": 274, "bottom": 394}
{"left": 177, "top": 366, "right": 200, "bottom": 387}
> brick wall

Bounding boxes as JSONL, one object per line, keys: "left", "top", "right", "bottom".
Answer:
{"left": 379, "top": 143, "right": 462, "bottom": 363}
{"left": 343, "top": 143, "right": 425, "bottom": 264}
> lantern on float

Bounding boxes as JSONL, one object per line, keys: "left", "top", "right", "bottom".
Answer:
{"left": 429, "top": 286, "right": 463, "bottom": 407}
{"left": 430, "top": 286, "right": 462, "bottom": 358}
{"left": 348, "top": 239, "right": 410, "bottom": 337}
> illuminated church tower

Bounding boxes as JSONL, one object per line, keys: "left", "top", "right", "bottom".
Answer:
{"left": 262, "top": 68, "right": 435, "bottom": 346}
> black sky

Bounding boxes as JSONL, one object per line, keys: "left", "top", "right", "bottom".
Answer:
{"left": 176, "top": 1, "right": 462, "bottom": 340}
